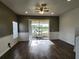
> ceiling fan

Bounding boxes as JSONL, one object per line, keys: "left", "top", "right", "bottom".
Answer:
{"left": 35, "top": 3, "right": 49, "bottom": 14}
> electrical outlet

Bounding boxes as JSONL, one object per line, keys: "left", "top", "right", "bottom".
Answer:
{"left": 8, "top": 43, "right": 11, "bottom": 48}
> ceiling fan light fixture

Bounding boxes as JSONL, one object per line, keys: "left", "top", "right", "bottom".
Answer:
{"left": 35, "top": 3, "right": 49, "bottom": 14}
{"left": 67, "top": 0, "right": 71, "bottom": 2}
{"left": 51, "top": 12, "right": 54, "bottom": 15}
{"left": 41, "top": 3, "right": 47, "bottom": 6}
{"left": 39, "top": 11, "right": 44, "bottom": 14}
{"left": 25, "top": 11, "right": 28, "bottom": 14}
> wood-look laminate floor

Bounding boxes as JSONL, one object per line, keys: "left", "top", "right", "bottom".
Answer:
{"left": 0, "top": 40, "right": 75, "bottom": 59}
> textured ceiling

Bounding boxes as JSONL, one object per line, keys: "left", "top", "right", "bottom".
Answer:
{"left": 0, "top": 0, "right": 79, "bottom": 16}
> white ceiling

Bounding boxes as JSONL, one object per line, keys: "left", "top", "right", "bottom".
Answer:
{"left": 0, "top": 0, "right": 79, "bottom": 16}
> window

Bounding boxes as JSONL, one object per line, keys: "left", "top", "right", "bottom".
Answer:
{"left": 12, "top": 21, "right": 18, "bottom": 39}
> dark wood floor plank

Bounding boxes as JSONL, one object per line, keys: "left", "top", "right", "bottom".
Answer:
{"left": 0, "top": 40, "right": 75, "bottom": 59}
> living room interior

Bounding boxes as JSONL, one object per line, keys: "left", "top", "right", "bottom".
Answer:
{"left": 0, "top": 0, "right": 79, "bottom": 59}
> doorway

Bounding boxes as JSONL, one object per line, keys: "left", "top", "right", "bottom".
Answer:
{"left": 29, "top": 19, "right": 49, "bottom": 40}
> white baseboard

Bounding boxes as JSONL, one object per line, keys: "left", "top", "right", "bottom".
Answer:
{"left": 0, "top": 41, "right": 17, "bottom": 57}
{"left": 0, "top": 48, "right": 9, "bottom": 57}
{"left": 0, "top": 34, "right": 18, "bottom": 57}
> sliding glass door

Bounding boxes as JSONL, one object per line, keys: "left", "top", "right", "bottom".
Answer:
{"left": 31, "top": 19, "right": 49, "bottom": 40}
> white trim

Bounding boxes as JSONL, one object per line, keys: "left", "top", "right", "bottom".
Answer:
{"left": 0, "top": 41, "right": 17, "bottom": 57}
{"left": 0, "top": 48, "right": 9, "bottom": 57}
{"left": 0, "top": 34, "right": 18, "bottom": 57}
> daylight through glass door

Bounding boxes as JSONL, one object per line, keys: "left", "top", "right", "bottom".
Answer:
{"left": 31, "top": 19, "right": 49, "bottom": 40}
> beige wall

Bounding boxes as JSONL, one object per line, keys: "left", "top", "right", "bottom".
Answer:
{"left": 0, "top": 2, "right": 17, "bottom": 37}
{"left": 59, "top": 7, "right": 79, "bottom": 59}
{"left": 59, "top": 8, "right": 79, "bottom": 45}
{"left": 19, "top": 17, "right": 29, "bottom": 32}
{"left": 0, "top": 2, "right": 18, "bottom": 57}
{"left": 18, "top": 16, "right": 59, "bottom": 41}
{"left": 19, "top": 16, "right": 59, "bottom": 32}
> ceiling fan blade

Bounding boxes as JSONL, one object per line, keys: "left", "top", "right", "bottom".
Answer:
{"left": 43, "top": 7, "right": 48, "bottom": 9}
{"left": 44, "top": 9, "right": 49, "bottom": 12}
{"left": 41, "top": 3, "right": 47, "bottom": 6}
